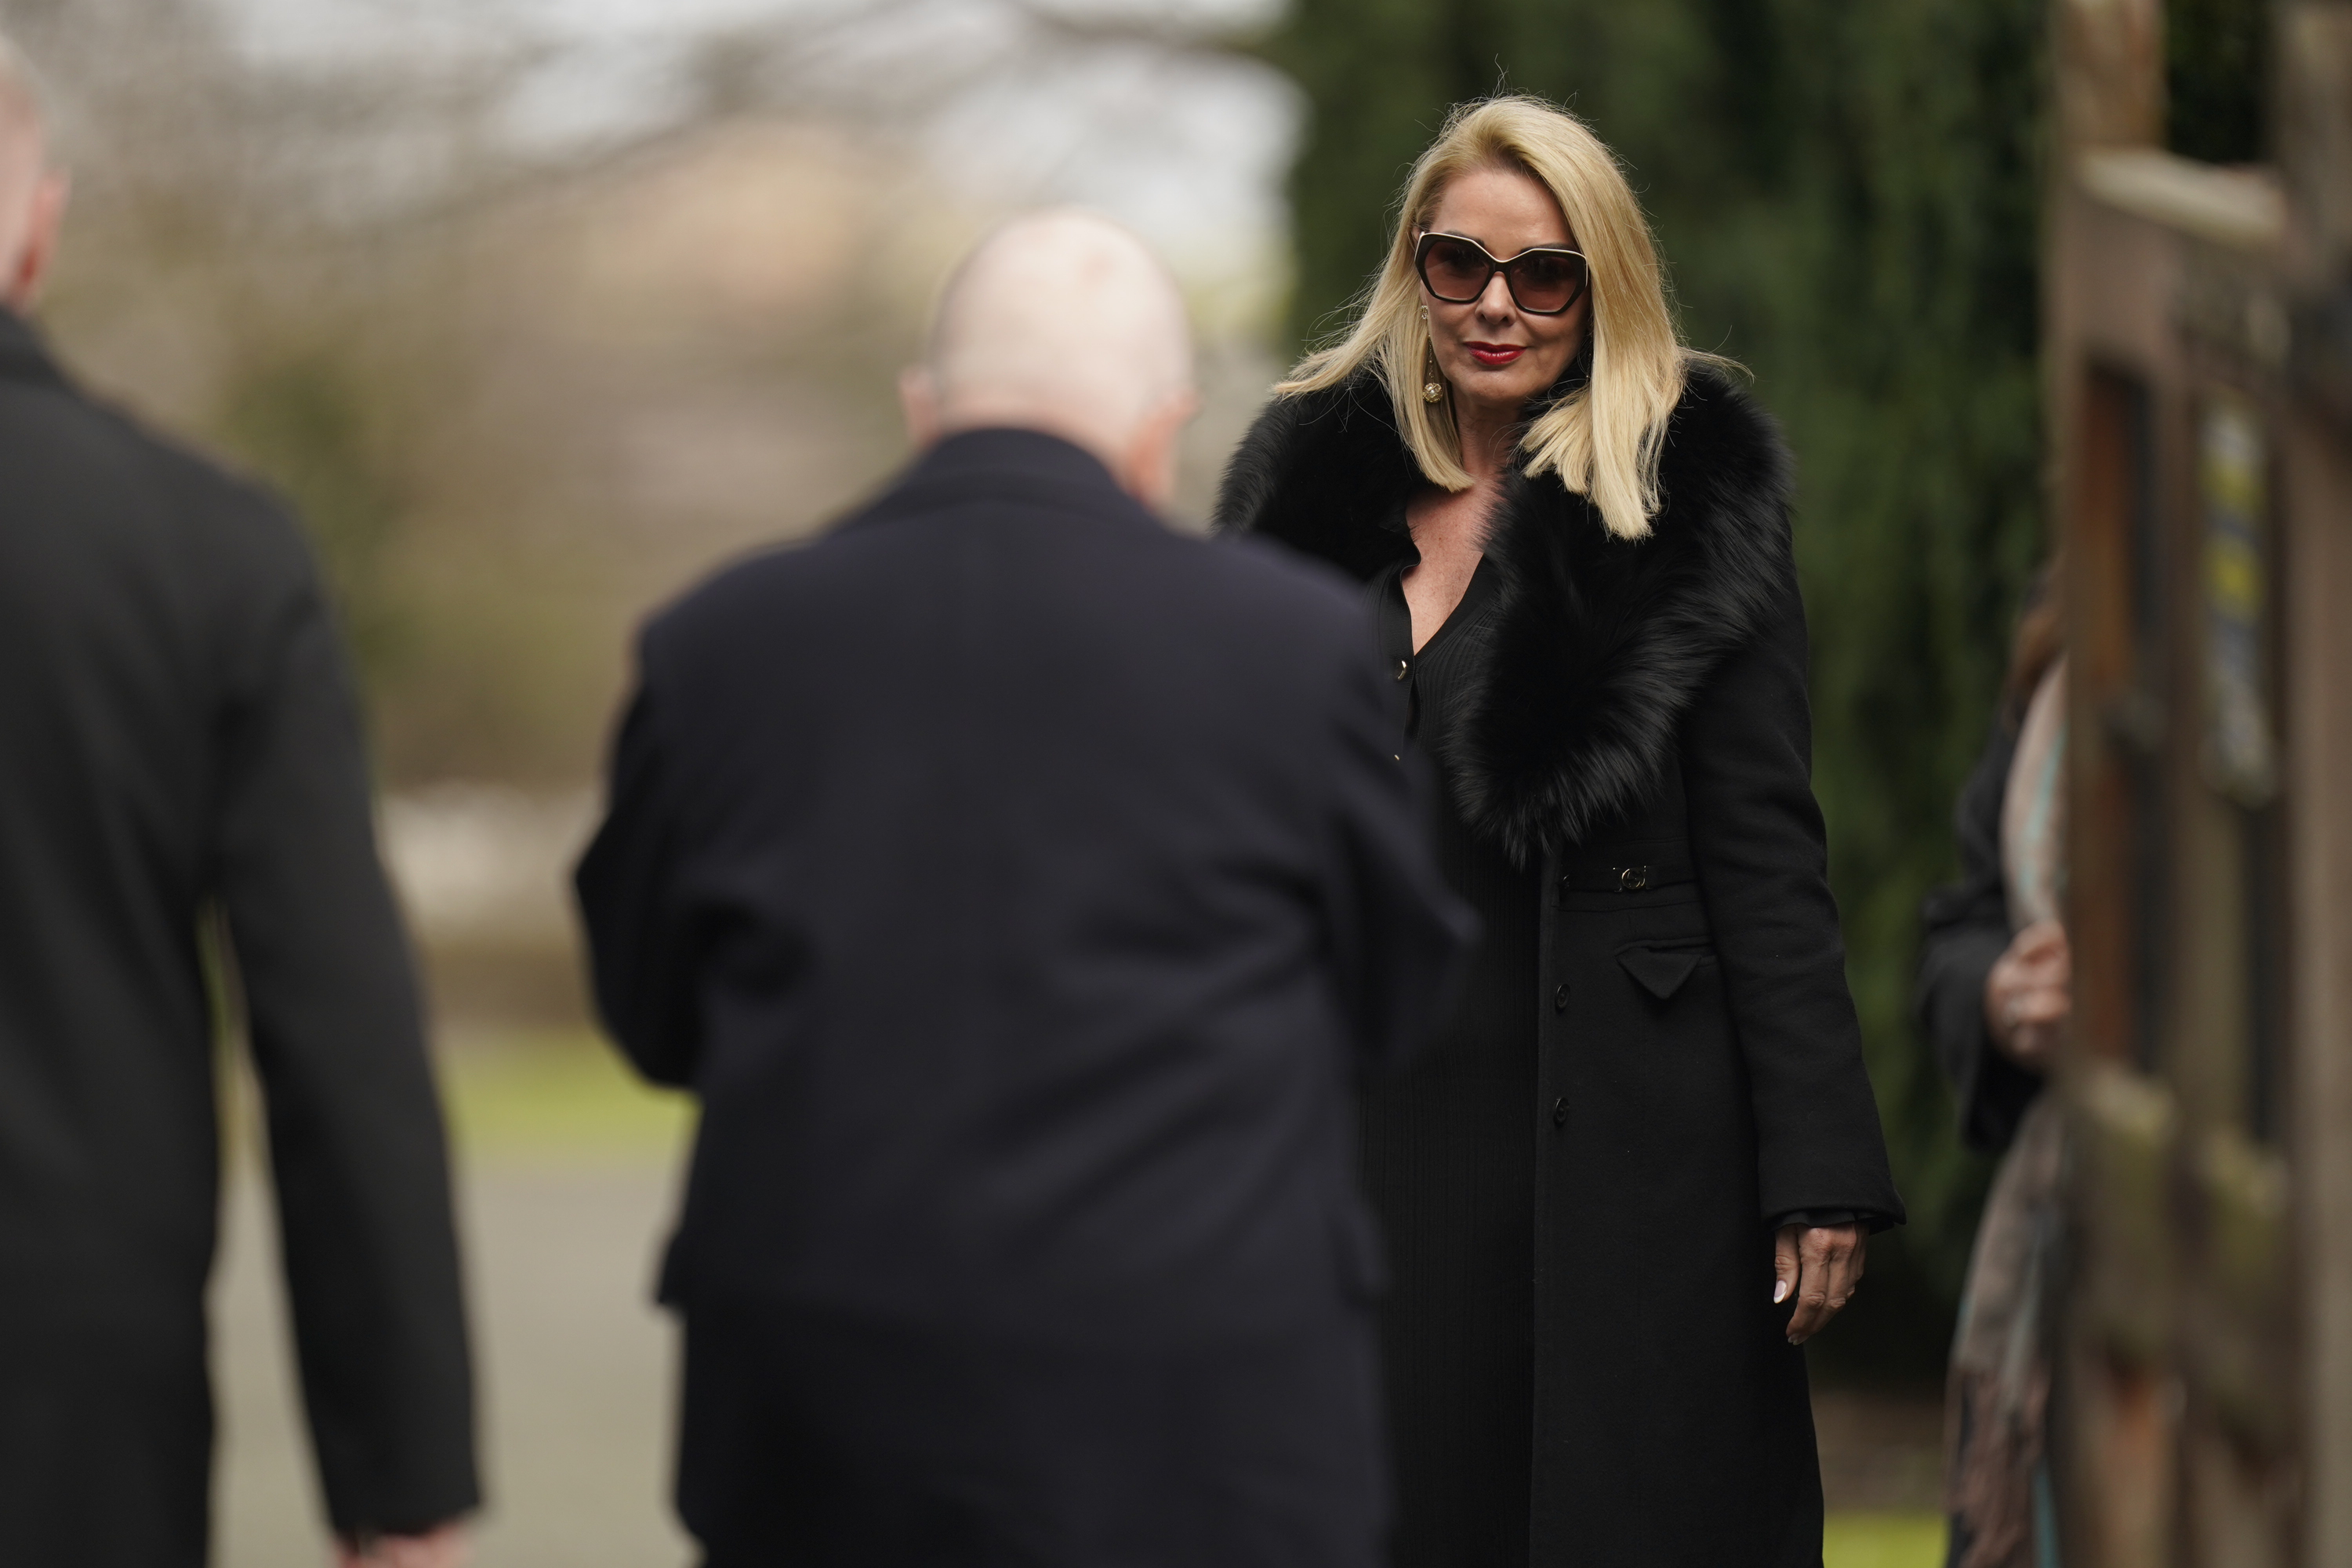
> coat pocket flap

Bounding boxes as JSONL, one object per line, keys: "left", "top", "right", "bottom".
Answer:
{"left": 1618, "top": 946, "right": 1704, "bottom": 1000}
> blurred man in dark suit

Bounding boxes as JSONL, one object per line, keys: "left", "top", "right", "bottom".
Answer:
{"left": 575, "top": 210, "right": 1472, "bottom": 1567}
{"left": 0, "top": 38, "right": 476, "bottom": 1568}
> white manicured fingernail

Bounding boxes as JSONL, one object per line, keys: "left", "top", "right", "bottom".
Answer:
{"left": 1773, "top": 1280, "right": 1789, "bottom": 1305}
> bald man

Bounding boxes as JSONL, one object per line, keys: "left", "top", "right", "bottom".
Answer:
{"left": 0, "top": 38, "right": 475, "bottom": 1568}
{"left": 575, "top": 212, "right": 1472, "bottom": 1566}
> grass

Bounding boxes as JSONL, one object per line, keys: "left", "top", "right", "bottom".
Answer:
{"left": 1825, "top": 1512, "right": 1947, "bottom": 1568}
{"left": 438, "top": 1028, "right": 692, "bottom": 1163}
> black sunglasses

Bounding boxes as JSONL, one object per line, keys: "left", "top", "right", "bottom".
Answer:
{"left": 1414, "top": 231, "right": 1591, "bottom": 315}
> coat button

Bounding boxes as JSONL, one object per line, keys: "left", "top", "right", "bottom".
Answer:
{"left": 1394, "top": 659, "right": 1410, "bottom": 681}
{"left": 1551, "top": 1096, "right": 1570, "bottom": 1128}
{"left": 1553, "top": 983, "right": 1570, "bottom": 1013}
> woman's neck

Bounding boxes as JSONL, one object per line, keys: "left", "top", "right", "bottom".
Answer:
{"left": 1452, "top": 399, "right": 1521, "bottom": 485}
{"left": 1400, "top": 397, "right": 1523, "bottom": 652}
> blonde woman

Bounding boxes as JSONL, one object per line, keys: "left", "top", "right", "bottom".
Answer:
{"left": 1216, "top": 96, "right": 1904, "bottom": 1565}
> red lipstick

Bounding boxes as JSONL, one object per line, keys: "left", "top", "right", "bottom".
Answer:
{"left": 1466, "top": 342, "right": 1525, "bottom": 367}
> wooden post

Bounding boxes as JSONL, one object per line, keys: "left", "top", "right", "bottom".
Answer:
{"left": 2278, "top": 9, "right": 2352, "bottom": 1563}
{"left": 2046, "top": 3, "right": 2352, "bottom": 1564}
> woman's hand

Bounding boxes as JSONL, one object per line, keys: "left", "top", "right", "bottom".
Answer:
{"left": 1984, "top": 919, "right": 2071, "bottom": 1072}
{"left": 1773, "top": 1223, "right": 1865, "bottom": 1345}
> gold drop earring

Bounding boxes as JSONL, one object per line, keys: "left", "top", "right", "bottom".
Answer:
{"left": 1418, "top": 305, "right": 1444, "bottom": 404}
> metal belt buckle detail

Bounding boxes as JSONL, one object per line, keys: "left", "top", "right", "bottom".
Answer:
{"left": 1617, "top": 865, "right": 1649, "bottom": 893}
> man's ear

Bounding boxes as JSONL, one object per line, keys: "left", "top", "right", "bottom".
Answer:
{"left": 898, "top": 365, "right": 943, "bottom": 450}
{"left": 4, "top": 171, "right": 68, "bottom": 314}
{"left": 1115, "top": 387, "right": 1199, "bottom": 513}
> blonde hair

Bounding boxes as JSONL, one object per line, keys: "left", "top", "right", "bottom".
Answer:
{"left": 1279, "top": 96, "right": 1704, "bottom": 541}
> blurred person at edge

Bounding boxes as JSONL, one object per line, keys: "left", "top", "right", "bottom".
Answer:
{"left": 0, "top": 37, "right": 475, "bottom": 1568}
{"left": 1917, "top": 565, "right": 2071, "bottom": 1568}
{"left": 1214, "top": 96, "right": 1905, "bottom": 1567}
{"left": 574, "top": 210, "right": 1473, "bottom": 1568}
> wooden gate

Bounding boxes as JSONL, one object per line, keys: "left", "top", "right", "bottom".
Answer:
{"left": 2047, "top": 2, "right": 2352, "bottom": 1562}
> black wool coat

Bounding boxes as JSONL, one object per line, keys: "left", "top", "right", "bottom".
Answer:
{"left": 1215, "top": 365, "right": 1904, "bottom": 1566}
{"left": 0, "top": 311, "right": 477, "bottom": 1564}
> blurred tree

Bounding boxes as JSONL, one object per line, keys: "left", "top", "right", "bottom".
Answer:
{"left": 5, "top": 0, "right": 497, "bottom": 715}
{"left": 1265, "top": 0, "right": 2053, "bottom": 1378}
{"left": 220, "top": 347, "right": 411, "bottom": 678}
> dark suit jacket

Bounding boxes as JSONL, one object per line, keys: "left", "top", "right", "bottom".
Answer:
{"left": 0, "top": 311, "right": 477, "bottom": 1564}
{"left": 576, "top": 427, "right": 1471, "bottom": 1348}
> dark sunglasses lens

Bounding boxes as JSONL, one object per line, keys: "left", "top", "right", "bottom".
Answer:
{"left": 1508, "top": 252, "right": 1588, "bottom": 312}
{"left": 1420, "top": 238, "right": 1491, "bottom": 302}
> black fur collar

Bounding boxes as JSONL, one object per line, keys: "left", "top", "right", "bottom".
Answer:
{"left": 1213, "top": 362, "right": 1794, "bottom": 863}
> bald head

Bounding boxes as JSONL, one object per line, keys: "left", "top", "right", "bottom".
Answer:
{"left": 0, "top": 34, "right": 64, "bottom": 314}
{"left": 905, "top": 211, "right": 1196, "bottom": 507}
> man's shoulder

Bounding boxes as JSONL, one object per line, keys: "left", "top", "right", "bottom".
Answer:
{"left": 640, "top": 533, "right": 836, "bottom": 652}
{"left": 1127, "top": 530, "right": 1368, "bottom": 677}
{"left": 0, "top": 371, "right": 312, "bottom": 572}
{"left": 639, "top": 464, "right": 1376, "bottom": 685}
{"left": 1191, "top": 528, "right": 1367, "bottom": 619}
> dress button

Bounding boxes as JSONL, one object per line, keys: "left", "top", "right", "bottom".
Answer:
{"left": 1551, "top": 1096, "right": 1570, "bottom": 1128}
{"left": 1552, "top": 983, "right": 1570, "bottom": 1013}
{"left": 1394, "top": 659, "right": 1410, "bottom": 681}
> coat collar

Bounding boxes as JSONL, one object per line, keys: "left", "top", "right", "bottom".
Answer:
{"left": 909, "top": 426, "right": 1121, "bottom": 492}
{"left": 0, "top": 307, "right": 67, "bottom": 390}
{"left": 1214, "top": 362, "right": 1795, "bottom": 863}
{"left": 886, "top": 426, "right": 1142, "bottom": 522}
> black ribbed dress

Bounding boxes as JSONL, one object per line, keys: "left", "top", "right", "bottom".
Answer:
{"left": 1364, "top": 550, "right": 1542, "bottom": 1566}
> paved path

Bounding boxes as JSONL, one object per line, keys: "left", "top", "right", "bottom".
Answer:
{"left": 211, "top": 1048, "right": 698, "bottom": 1566}
{"left": 207, "top": 1041, "right": 1946, "bottom": 1565}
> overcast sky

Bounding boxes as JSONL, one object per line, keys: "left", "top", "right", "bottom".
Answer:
{"left": 209, "top": 0, "right": 1299, "bottom": 305}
